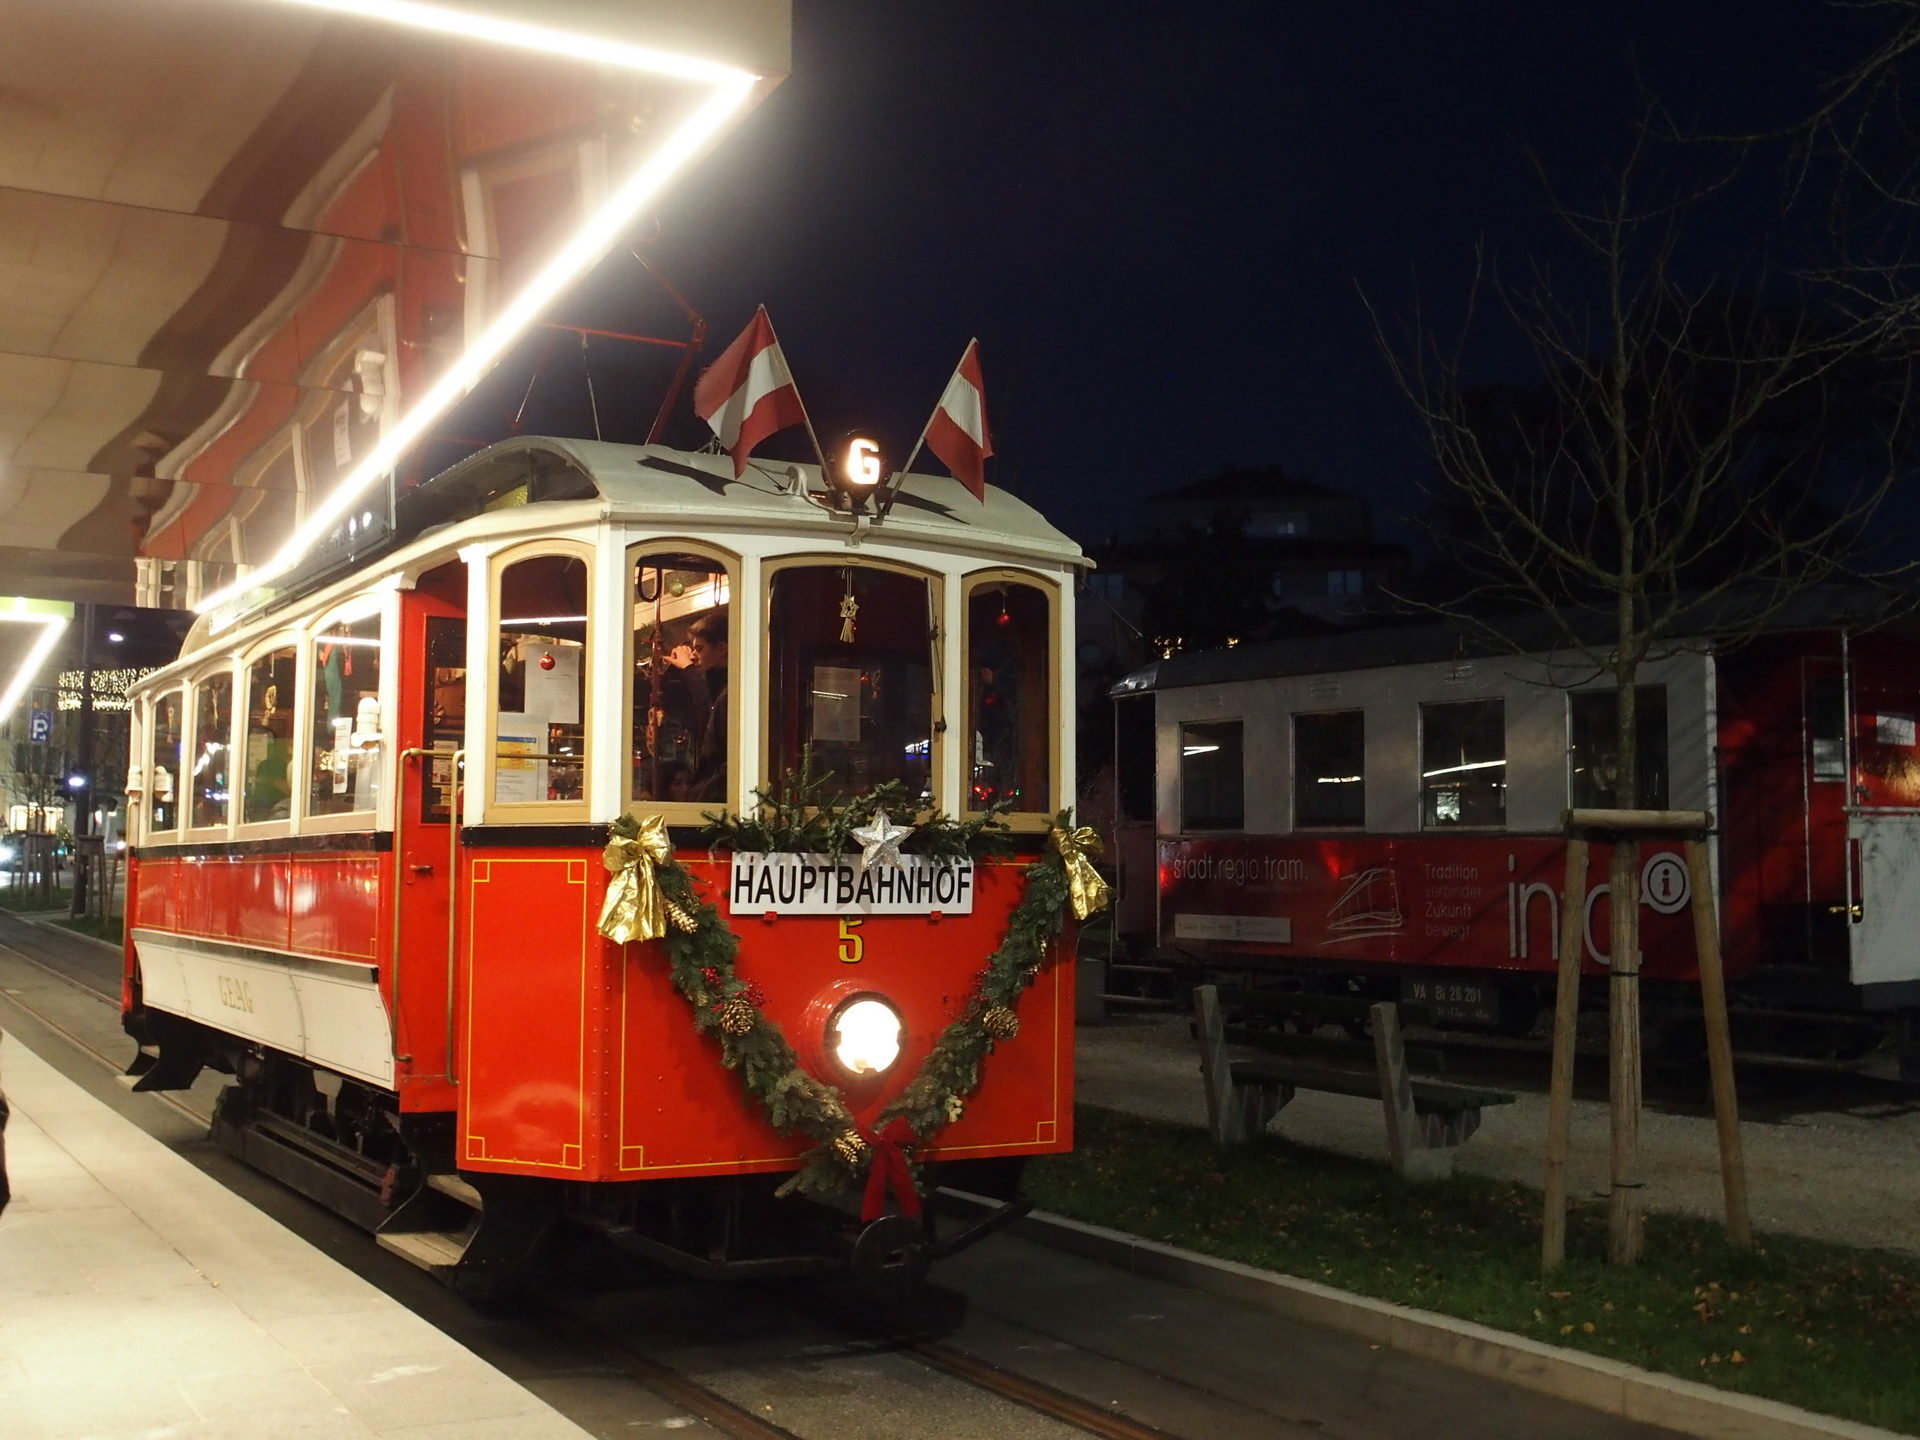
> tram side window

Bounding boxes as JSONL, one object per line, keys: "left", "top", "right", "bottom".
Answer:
{"left": 189, "top": 673, "right": 233, "bottom": 829}
{"left": 1421, "top": 699, "right": 1504, "bottom": 827}
{"left": 241, "top": 647, "right": 297, "bottom": 823}
{"left": 1294, "top": 711, "right": 1365, "bottom": 827}
{"left": 148, "top": 691, "right": 182, "bottom": 833}
{"left": 1568, "top": 687, "right": 1668, "bottom": 809}
{"left": 631, "top": 552, "right": 731, "bottom": 805}
{"left": 965, "top": 581, "right": 1051, "bottom": 812}
{"left": 767, "top": 565, "right": 934, "bottom": 803}
{"left": 495, "top": 554, "right": 588, "bottom": 806}
{"left": 310, "top": 612, "right": 384, "bottom": 816}
{"left": 1180, "top": 721, "right": 1244, "bottom": 830}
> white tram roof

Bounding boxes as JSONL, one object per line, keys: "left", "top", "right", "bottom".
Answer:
{"left": 173, "top": 438, "right": 1085, "bottom": 664}
{"left": 410, "top": 436, "right": 1085, "bottom": 566}
{"left": 1111, "top": 584, "right": 1916, "bottom": 697}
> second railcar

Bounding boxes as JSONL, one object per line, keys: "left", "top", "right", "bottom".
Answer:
{"left": 1109, "top": 598, "right": 1920, "bottom": 1071}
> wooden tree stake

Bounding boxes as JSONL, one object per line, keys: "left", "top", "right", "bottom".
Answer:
{"left": 1608, "top": 840, "right": 1645, "bottom": 1264}
{"left": 1543, "top": 836, "right": 1589, "bottom": 1272}
{"left": 1685, "top": 838, "right": 1752, "bottom": 1247}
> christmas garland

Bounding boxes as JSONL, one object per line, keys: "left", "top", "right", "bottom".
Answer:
{"left": 598, "top": 783, "right": 1106, "bottom": 1206}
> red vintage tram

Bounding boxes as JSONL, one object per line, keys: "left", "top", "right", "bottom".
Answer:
{"left": 119, "top": 435, "right": 1085, "bottom": 1293}
{"left": 1109, "top": 595, "right": 1920, "bottom": 1073}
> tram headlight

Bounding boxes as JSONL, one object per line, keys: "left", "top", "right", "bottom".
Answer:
{"left": 828, "top": 996, "right": 903, "bottom": 1077}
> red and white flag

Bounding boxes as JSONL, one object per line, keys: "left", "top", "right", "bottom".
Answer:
{"left": 923, "top": 339, "right": 992, "bottom": 501}
{"left": 693, "top": 306, "right": 807, "bottom": 476}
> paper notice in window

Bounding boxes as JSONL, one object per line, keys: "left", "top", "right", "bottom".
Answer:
{"left": 495, "top": 712, "right": 546, "bottom": 803}
{"left": 1876, "top": 713, "right": 1916, "bottom": 747}
{"left": 812, "top": 665, "right": 861, "bottom": 743}
{"left": 524, "top": 644, "right": 581, "bottom": 725}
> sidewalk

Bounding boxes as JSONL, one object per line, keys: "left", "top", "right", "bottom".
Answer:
{"left": 0, "top": 1033, "right": 593, "bottom": 1440}
{"left": 1076, "top": 1012, "right": 1920, "bottom": 1257}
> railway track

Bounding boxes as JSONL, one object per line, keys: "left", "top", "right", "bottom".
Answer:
{"left": 0, "top": 917, "right": 1192, "bottom": 1440}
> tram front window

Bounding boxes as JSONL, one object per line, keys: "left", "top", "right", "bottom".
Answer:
{"left": 495, "top": 553, "right": 588, "bottom": 806}
{"left": 631, "top": 552, "right": 731, "bottom": 806}
{"left": 965, "top": 580, "right": 1051, "bottom": 813}
{"left": 767, "top": 565, "right": 935, "bottom": 804}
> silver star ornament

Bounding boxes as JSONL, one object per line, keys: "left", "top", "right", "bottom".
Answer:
{"left": 850, "top": 810, "right": 914, "bottom": 872}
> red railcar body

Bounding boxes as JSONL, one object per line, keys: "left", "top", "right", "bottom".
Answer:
{"left": 1114, "top": 601, "right": 1920, "bottom": 1061}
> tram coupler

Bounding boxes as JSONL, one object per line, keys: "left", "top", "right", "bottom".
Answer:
{"left": 850, "top": 1212, "right": 931, "bottom": 1303}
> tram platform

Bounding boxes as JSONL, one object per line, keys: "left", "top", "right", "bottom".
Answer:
{"left": 0, "top": 1032, "right": 592, "bottom": 1440}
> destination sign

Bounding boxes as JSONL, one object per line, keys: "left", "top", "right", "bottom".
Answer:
{"left": 727, "top": 853, "right": 975, "bottom": 916}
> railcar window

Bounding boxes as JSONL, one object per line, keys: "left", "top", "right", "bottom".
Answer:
{"left": 1809, "top": 674, "right": 1847, "bottom": 782}
{"left": 1568, "top": 687, "right": 1668, "bottom": 809}
{"left": 189, "top": 673, "right": 232, "bottom": 829}
{"left": 630, "top": 552, "right": 731, "bottom": 806}
{"left": 310, "top": 610, "right": 384, "bottom": 816}
{"left": 767, "top": 565, "right": 934, "bottom": 803}
{"left": 1294, "top": 710, "right": 1365, "bottom": 827}
{"left": 1420, "top": 700, "right": 1504, "bottom": 827}
{"left": 1180, "top": 721, "right": 1244, "bottom": 830}
{"left": 965, "top": 581, "right": 1051, "bottom": 812}
{"left": 241, "top": 647, "right": 298, "bottom": 824}
{"left": 148, "top": 692, "right": 183, "bottom": 833}
{"left": 494, "top": 554, "right": 588, "bottom": 806}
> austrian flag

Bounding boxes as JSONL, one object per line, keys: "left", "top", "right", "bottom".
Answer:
{"left": 924, "top": 339, "right": 992, "bottom": 501}
{"left": 693, "top": 307, "right": 807, "bottom": 476}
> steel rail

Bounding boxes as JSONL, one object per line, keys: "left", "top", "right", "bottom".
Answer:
{"left": 0, "top": 934, "right": 209, "bottom": 1128}
{"left": 907, "top": 1339, "right": 1187, "bottom": 1440}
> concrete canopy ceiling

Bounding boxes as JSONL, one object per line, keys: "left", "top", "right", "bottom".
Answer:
{"left": 0, "top": 0, "right": 787, "bottom": 608}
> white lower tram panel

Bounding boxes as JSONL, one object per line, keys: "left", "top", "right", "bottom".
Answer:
{"left": 131, "top": 928, "right": 395, "bottom": 1089}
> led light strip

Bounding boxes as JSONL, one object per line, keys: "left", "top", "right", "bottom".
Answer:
{"left": 0, "top": 600, "right": 73, "bottom": 721}
{"left": 195, "top": 0, "right": 763, "bottom": 623}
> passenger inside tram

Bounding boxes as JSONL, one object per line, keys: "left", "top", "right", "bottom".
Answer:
{"left": 631, "top": 553, "right": 730, "bottom": 806}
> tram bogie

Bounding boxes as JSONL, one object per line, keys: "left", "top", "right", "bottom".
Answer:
{"left": 120, "top": 436, "right": 1086, "bottom": 1292}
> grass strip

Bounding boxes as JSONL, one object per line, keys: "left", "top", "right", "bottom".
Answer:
{"left": 1027, "top": 1105, "right": 1920, "bottom": 1434}
{"left": 0, "top": 887, "right": 72, "bottom": 913}
{"left": 51, "top": 914, "right": 122, "bottom": 945}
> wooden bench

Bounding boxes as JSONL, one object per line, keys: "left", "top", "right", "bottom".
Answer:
{"left": 1193, "top": 984, "right": 1516, "bottom": 1180}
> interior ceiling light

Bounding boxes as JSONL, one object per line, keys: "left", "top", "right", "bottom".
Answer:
{"left": 0, "top": 599, "right": 74, "bottom": 721}
{"left": 196, "top": 0, "right": 761, "bottom": 623}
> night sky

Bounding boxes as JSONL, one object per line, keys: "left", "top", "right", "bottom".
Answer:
{"left": 551, "top": 2, "right": 1876, "bottom": 553}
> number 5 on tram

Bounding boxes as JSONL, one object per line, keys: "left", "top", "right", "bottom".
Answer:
{"left": 119, "top": 436, "right": 1088, "bottom": 1295}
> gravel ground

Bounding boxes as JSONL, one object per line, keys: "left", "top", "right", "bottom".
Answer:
{"left": 1075, "top": 1013, "right": 1920, "bottom": 1258}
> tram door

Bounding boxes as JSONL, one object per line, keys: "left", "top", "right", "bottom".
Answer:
{"left": 1844, "top": 637, "right": 1920, "bottom": 989}
{"left": 394, "top": 561, "right": 467, "bottom": 1097}
{"left": 1802, "top": 658, "right": 1851, "bottom": 970}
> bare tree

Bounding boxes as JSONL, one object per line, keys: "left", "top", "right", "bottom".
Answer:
{"left": 1370, "top": 124, "right": 1912, "bottom": 1262}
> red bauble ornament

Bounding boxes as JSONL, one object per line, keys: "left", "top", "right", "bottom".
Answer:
{"left": 539, "top": 652, "right": 556, "bottom": 671}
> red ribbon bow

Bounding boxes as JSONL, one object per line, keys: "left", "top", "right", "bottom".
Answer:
{"left": 859, "top": 1117, "right": 921, "bottom": 1223}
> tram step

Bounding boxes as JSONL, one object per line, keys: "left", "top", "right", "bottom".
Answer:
{"left": 427, "top": 1172, "right": 483, "bottom": 1210}
{"left": 377, "top": 1229, "right": 471, "bottom": 1272}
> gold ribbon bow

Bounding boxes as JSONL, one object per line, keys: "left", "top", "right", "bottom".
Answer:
{"left": 598, "top": 815, "right": 674, "bottom": 944}
{"left": 1050, "top": 824, "right": 1111, "bottom": 921}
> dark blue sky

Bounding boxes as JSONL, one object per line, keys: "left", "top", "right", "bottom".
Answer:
{"left": 559, "top": 2, "right": 1874, "bottom": 551}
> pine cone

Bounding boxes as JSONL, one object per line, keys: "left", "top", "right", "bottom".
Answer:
{"left": 831, "top": 1129, "right": 868, "bottom": 1166}
{"left": 717, "top": 995, "right": 757, "bottom": 1036}
{"left": 982, "top": 1005, "right": 1020, "bottom": 1041}
{"left": 667, "top": 899, "right": 699, "bottom": 933}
